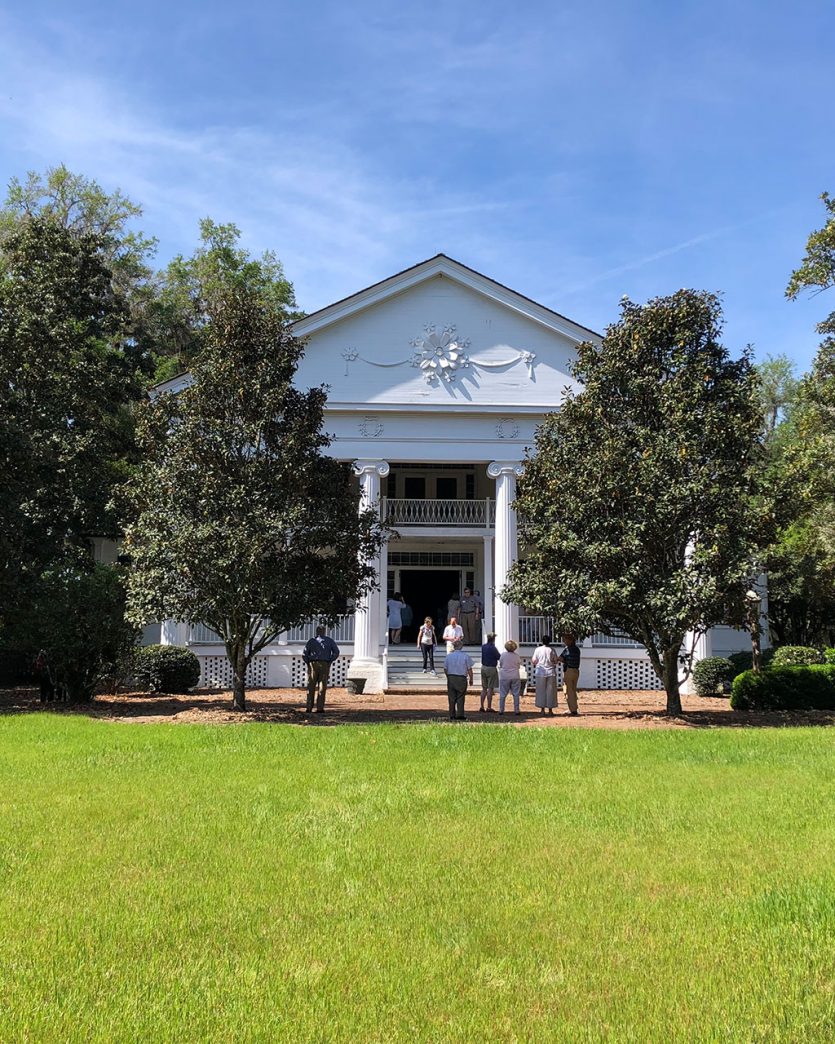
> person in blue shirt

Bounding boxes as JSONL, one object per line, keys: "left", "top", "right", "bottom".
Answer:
{"left": 479, "top": 632, "right": 501, "bottom": 712}
{"left": 444, "top": 640, "right": 474, "bottom": 721}
{"left": 302, "top": 626, "right": 341, "bottom": 714}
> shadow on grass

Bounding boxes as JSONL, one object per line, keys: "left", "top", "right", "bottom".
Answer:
{"left": 2, "top": 687, "right": 835, "bottom": 731}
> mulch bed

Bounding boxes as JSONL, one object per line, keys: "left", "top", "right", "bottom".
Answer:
{"left": 2, "top": 686, "right": 834, "bottom": 730}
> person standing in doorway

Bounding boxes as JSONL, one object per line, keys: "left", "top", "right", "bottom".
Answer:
{"left": 531, "top": 634, "right": 558, "bottom": 716}
{"left": 387, "top": 592, "right": 403, "bottom": 644}
{"left": 558, "top": 633, "right": 581, "bottom": 715}
{"left": 416, "top": 616, "right": 438, "bottom": 675}
{"left": 447, "top": 592, "right": 461, "bottom": 623}
{"left": 479, "top": 632, "right": 500, "bottom": 712}
{"left": 459, "top": 588, "right": 480, "bottom": 645}
{"left": 444, "top": 639, "right": 473, "bottom": 721}
{"left": 400, "top": 596, "right": 413, "bottom": 641}
{"left": 443, "top": 616, "right": 464, "bottom": 653}
{"left": 302, "top": 626, "right": 340, "bottom": 714}
{"left": 498, "top": 639, "right": 523, "bottom": 715}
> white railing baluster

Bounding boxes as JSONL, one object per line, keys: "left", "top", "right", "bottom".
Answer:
{"left": 384, "top": 498, "right": 490, "bottom": 527}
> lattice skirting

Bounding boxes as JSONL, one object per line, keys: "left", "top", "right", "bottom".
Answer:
{"left": 199, "top": 655, "right": 270, "bottom": 689}
{"left": 596, "top": 658, "right": 664, "bottom": 691}
{"left": 289, "top": 656, "right": 352, "bottom": 689}
{"left": 519, "top": 656, "right": 564, "bottom": 688}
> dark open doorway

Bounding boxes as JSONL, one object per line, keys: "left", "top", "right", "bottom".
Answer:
{"left": 399, "top": 569, "right": 460, "bottom": 640}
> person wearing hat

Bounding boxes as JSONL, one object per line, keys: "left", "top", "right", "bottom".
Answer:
{"left": 443, "top": 639, "right": 473, "bottom": 721}
{"left": 479, "top": 632, "right": 500, "bottom": 712}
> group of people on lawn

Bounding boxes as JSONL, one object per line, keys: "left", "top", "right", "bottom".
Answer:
{"left": 442, "top": 632, "right": 581, "bottom": 722}
{"left": 303, "top": 623, "right": 581, "bottom": 722}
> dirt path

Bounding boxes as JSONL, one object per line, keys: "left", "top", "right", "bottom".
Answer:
{"left": 3, "top": 686, "right": 834, "bottom": 730}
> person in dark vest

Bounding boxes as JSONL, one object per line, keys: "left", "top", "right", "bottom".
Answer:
{"left": 302, "top": 626, "right": 340, "bottom": 714}
{"left": 558, "top": 633, "right": 581, "bottom": 715}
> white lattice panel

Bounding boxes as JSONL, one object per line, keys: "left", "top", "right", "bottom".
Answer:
{"left": 199, "top": 655, "right": 269, "bottom": 689}
{"left": 290, "top": 656, "right": 352, "bottom": 689}
{"left": 596, "top": 658, "right": 663, "bottom": 691}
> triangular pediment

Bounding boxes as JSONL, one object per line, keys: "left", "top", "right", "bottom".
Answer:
{"left": 292, "top": 253, "right": 598, "bottom": 344}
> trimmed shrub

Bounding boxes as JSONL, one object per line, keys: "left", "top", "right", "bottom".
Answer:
{"left": 727, "top": 647, "right": 775, "bottom": 678}
{"left": 823, "top": 648, "right": 835, "bottom": 665}
{"left": 771, "top": 646, "right": 824, "bottom": 668}
{"left": 730, "top": 664, "right": 835, "bottom": 711}
{"left": 692, "top": 656, "right": 735, "bottom": 697}
{"left": 134, "top": 645, "right": 201, "bottom": 694}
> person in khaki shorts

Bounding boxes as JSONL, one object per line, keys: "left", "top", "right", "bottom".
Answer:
{"left": 558, "top": 633, "right": 581, "bottom": 715}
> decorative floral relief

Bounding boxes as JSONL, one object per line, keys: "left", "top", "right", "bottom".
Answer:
{"left": 495, "top": 418, "right": 520, "bottom": 439}
{"left": 410, "top": 325, "right": 471, "bottom": 384}
{"left": 359, "top": 415, "right": 384, "bottom": 438}
{"left": 339, "top": 327, "right": 537, "bottom": 384}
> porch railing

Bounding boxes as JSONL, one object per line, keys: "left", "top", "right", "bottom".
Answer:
{"left": 517, "top": 618, "right": 644, "bottom": 649}
{"left": 285, "top": 615, "right": 356, "bottom": 643}
{"left": 590, "top": 630, "right": 643, "bottom": 648}
{"left": 383, "top": 498, "right": 494, "bottom": 527}
{"left": 189, "top": 614, "right": 356, "bottom": 646}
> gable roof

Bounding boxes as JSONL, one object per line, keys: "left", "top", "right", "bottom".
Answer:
{"left": 291, "top": 253, "right": 600, "bottom": 343}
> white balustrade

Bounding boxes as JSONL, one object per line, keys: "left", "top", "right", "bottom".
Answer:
{"left": 590, "top": 630, "right": 643, "bottom": 648}
{"left": 518, "top": 616, "right": 556, "bottom": 646}
{"left": 189, "top": 615, "right": 356, "bottom": 646}
{"left": 384, "top": 498, "right": 492, "bottom": 527}
{"left": 286, "top": 615, "right": 356, "bottom": 644}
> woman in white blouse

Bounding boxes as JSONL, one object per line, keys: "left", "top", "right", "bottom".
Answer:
{"left": 531, "top": 634, "right": 558, "bottom": 716}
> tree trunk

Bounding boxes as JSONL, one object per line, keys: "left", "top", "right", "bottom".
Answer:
{"left": 662, "top": 646, "right": 683, "bottom": 716}
{"left": 231, "top": 646, "right": 248, "bottom": 712}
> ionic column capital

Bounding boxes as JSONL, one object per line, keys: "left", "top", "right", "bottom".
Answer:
{"left": 487, "top": 461, "right": 524, "bottom": 480}
{"left": 353, "top": 459, "right": 390, "bottom": 478}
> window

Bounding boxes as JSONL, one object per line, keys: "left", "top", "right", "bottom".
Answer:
{"left": 404, "top": 476, "right": 426, "bottom": 499}
{"left": 436, "top": 476, "right": 457, "bottom": 500}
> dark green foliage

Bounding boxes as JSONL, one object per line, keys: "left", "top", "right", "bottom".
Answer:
{"left": 727, "top": 647, "right": 776, "bottom": 677}
{"left": 771, "top": 645, "right": 824, "bottom": 667}
{"left": 505, "top": 289, "right": 764, "bottom": 714}
{"left": 0, "top": 647, "right": 34, "bottom": 686}
{"left": 731, "top": 664, "right": 835, "bottom": 711}
{"left": 0, "top": 216, "right": 136, "bottom": 622}
{"left": 125, "top": 275, "right": 383, "bottom": 711}
{"left": 20, "top": 558, "right": 138, "bottom": 702}
{"left": 692, "top": 657, "right": 735, "bottom": 697}
{"left": 134, "top": 645, "right": 201, "bottom": 694}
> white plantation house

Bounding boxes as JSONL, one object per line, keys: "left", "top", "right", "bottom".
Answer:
{"left": 147, "top": 254, "right": 760, "bottom": 693}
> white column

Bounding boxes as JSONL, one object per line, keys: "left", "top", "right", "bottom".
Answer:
{"left": 349, "top": 459, "right": 389, "bottom": 692}
{"left": 482, "top": 534, "right": 494, "bottom": 637}
{"left": 487, "top": 461, "right": 523, "bottom": 646}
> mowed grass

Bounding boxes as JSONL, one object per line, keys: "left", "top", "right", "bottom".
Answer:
{"left": 1, "top": 717, "right": 834, "bottom": 1042}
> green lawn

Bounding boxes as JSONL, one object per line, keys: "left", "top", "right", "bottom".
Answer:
{"left": 1, "top": 716, "right": 834, "bottom": 1042}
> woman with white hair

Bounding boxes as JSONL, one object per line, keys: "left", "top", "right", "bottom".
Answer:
{"left": 498, "top": 639, "right": 523, "bottom": 715}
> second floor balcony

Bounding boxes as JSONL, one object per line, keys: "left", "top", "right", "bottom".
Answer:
{"left": 382, "top": 497, "right": 494, "bottom": 528}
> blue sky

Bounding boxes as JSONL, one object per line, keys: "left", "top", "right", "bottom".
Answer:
{"left": 1, "top": 0, "right": 832, "bottom": 371}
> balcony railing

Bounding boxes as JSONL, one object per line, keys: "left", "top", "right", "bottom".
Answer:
{"left": 383, "top": 498, "right": 494, "bottom": 527}
{"left": 189, "top": 614, "right": 356, "bottom": 646}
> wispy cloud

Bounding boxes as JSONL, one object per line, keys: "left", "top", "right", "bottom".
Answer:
{"left": 0, "top": 16, "right": 524, "bottom": 310}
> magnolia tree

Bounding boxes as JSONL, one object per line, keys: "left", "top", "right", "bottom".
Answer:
{"left": 124, "top": 284, "right": 383, "bottom": 711}
{"left": 504, "top": 290, "right": 764, "bottom": 715}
